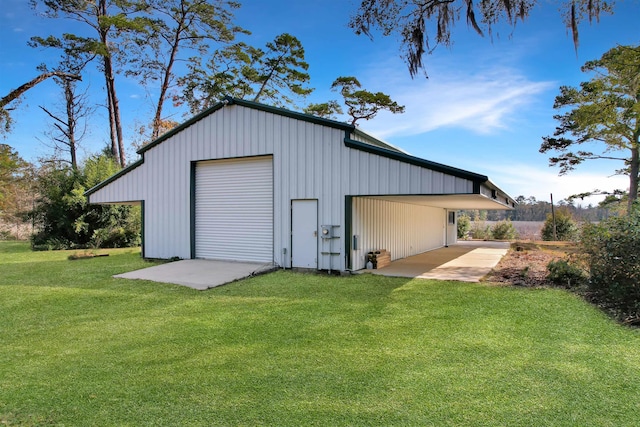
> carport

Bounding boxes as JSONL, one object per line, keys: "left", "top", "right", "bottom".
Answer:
{"left": 346, "top": 190, "right": 514, "bottom": 272}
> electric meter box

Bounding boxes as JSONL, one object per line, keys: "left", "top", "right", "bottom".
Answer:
{"left": 320, "top": 225, "right": 338, "bottom": 239}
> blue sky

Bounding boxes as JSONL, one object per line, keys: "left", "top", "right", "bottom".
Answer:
{"left": 1, "top": 0, "right": 638, "bottom": 205}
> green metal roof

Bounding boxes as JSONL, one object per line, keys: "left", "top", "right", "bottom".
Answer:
{"left": 343, "top": 137, "right": 488, "bottom": 183}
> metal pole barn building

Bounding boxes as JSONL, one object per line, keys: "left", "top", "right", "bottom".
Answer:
{"left": 86, "top": 97, "right": 516, "bottom": 272}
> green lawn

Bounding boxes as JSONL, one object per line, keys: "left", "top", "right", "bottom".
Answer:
{"left": 1, "top": 241, "right": 639, "bottom": 426}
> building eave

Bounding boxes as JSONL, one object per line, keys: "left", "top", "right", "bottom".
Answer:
{"left": 84, "top": 158, "right": 144, "bottom": 197}
{"left": 344, "top": 136, "right": 488, "bottom": 183}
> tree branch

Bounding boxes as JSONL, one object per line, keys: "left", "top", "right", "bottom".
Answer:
{"left": 1, "top": 72, "right": 81, "bottom": 109}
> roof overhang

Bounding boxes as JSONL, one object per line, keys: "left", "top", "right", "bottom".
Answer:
{"left": 84, "top": 158, "right": 144, "bottom": 197}
{"left": 358, "top": 194, "right": 514, "bottom": 210}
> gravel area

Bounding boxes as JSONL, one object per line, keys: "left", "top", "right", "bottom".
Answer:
{"left": 484, "top": 242, "right": 570, "bottom": 287}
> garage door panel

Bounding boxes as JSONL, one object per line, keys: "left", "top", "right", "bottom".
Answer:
{"left": 195, "top": 157, "right": 273, "bottom": 263}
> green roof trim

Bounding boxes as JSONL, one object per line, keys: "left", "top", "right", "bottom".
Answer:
{"left": 137, "top": 102, "right": 227, "bottom": 155}
{"left": 226, "top": 97, "right": 355, "bottom": 132}
{"left": 352, "top": 128, "right": 406, "bottom": 154}
{"left": 344, "top": 137, "right": 489, "bottom": 183}
{"left": 84, "top": 158, "right": 144, "bottom": 197}
{"left": 138, "top": 96, "right": 355, "bottom": 155}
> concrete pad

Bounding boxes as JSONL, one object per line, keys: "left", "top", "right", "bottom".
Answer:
{"left": 114, "top": 259, "right": 275, "bottom": 290}
{"left": 364, "top": 241, "right": 510, "bottom": 282}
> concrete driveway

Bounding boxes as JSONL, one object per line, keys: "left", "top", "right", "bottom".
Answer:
{"left": 362, "top": 241, "right": 510, "bottom": 282}
{"left": 114, "top": 259, "right": 275, "bottom": 290}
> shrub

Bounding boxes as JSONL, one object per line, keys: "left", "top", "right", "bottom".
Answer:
{"left": 470, "top": 220, "right": 492, "bottom": 239}
{"left": 579, "top": 207, "right": 640, "bottom": 322}
{"left": 547, "top": 259, "right": 586, "bottom": 288}
{"left": 491, "top": 220, "right": 518, "bottom": 240}
{"left": 0, "top": 230, "right": 16, "bottom": 241}
{"left": 457, "top": 214, "right": 471, "bottom": 239}
{"left": 29, "top": 154, "right": 141, "bottom": 251}
{"left": 542, "top": 208, "right": 578, "bottom": 241}
{"left": 31, "top": 236, "right": 73, "bottom": 251}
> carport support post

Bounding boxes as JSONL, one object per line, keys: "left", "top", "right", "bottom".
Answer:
{"left": 190, "top": 161, "right": 196, "bottom": 259}
{"left": 345, "top": 196, "right": 353, "bottom": 270}
{"left": 445, "top": 210, "right": 452, "bottom": 248}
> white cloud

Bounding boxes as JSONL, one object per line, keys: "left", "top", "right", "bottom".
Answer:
{"left": 482, "top": 163, "right": 629, "bottom": 206}
{"left": 360, "top": 63, "right": 554, "bottom": 139}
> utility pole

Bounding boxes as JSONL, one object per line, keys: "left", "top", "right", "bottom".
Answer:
{"left": 550, "top": 193, "right": 557, "bottom": 241}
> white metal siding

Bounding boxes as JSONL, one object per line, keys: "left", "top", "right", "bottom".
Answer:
{"left": 89, "top": 104, "right": 477, "bottom": 267}
{"left": 88, "top": 162, "right": 145, "bottom": 203}
{"left": 351, "top": 197, "right": 445, "bottom": 270}
{"left": 195, "top": 156, "right": 273, "bottom": 262}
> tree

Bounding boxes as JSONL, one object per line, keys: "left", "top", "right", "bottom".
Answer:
{"left": 541, "top": 208, "right": 578, "bottom": 241}
{"left": 0, "top": 145, "right": 34, "bottom": 239}
{"left": 0, "top": 71, "right": 80, "bottom": 133}
{"left": 303, "top": 101, "right": 343, "bottom": 120}
{"left": 540, "top": 45, "right": 640, "bottom": 213}
{"left": 30, "top": 153, "right": 140, "bottom": 250}
{"left": 37, "top": 58, "right": 95, "bottom": 170}
{"left": 250, "top": 33, "right": 313, "bottom": 106}
{"left": 349, "top": 0, "right": 614, "bottom": 77}
{"left": 579, "top": 206, "right": 640, "bottom": 324}
{"left": 457, "top": 213, "right": 470, "bottom": 239}
{"left": 30, "top": 0, "right": 153, "bottom": 167}
{"left": 127, "top": 0, "right": 245, "bottom": 141}
{"left": 178, "top": 42, "right": 260, "bottom": 113}
{"left": 178, "top": 33, "right": 313, "bottom": 113}
{"left": 329, "top": 76, "right": 405, "bottom": 125}
{"left": 0, "top": 145, "right": 31, "bottom": 212}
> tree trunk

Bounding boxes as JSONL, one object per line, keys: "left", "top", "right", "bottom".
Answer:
{"left": 106, "top": 77, "right": 119, "bottom": 162}
{"left": 99, "top": 0, "right": 125, "bottom": 167}
{"left": 629, "top": 144, "right": 639, "bottom": 213}
{"left": 64, "top": 80, "right": 77, "bottom": 170}
{"left": 252, "top": 53, "right": 286, "bottom": 103}
{"left": 111, "top": 76, "right": 126, "bottom": 167}
{"left": 151, "top": 21, "right": 183, "bottom": 141}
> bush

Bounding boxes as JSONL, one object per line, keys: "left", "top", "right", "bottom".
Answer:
{"left": 542, "top": 208, "right": 578, "bottom": 241}
{"left": 491, "top": 220, "right": 518, "bottom": 240}
{"left": 547, "top": 259, "right": 587, "bottom": 288}
{"left": 470, "top": 220, "right": 492, "bottom": 239}
{"left": 579, "top": 207, "right": 640, "bottom": 322}
{"left": 457, "top": 214, "right": 471, "bottom": 239}
{"left": 31, "top": 236, "right": 73, "bottom": 251}
{"left": 0, "top": 230, "right": 16, "bottom": 241}
{"left": 29, "top": 154, "right": 141, "bottom": 251}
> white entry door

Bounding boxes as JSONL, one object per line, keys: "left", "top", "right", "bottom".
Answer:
{"left": 291, "top": 200, "right": 318, "bottom": 268}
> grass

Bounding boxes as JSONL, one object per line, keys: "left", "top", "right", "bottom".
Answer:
{"left": 1, "top": 241, "right": 639, "bottom": 426}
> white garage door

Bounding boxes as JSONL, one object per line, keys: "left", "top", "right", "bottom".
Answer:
{"left": 195, "top": 156, "right": 273, "bottom": 262}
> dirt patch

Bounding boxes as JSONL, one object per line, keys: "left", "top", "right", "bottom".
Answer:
{"left": 485, "top": 241, "right": 575, "bottom": 287}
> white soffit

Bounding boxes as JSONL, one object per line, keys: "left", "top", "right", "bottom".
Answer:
{"left": 360, "top": 194, "right": 514, "bottom": 210}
